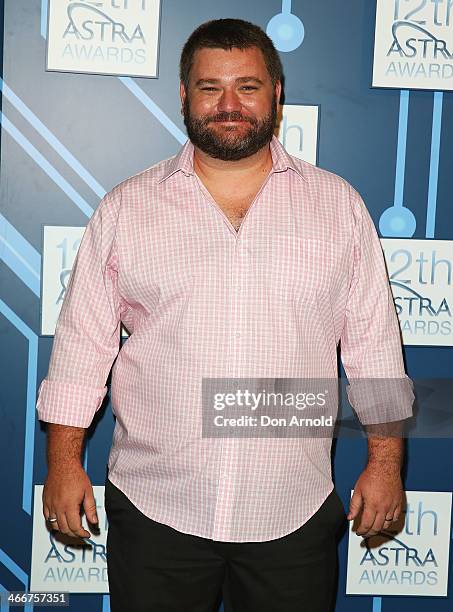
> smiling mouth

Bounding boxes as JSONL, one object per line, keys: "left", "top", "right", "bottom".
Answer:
{"left": 213, "top": 119, "right": 249, "bottom": 124}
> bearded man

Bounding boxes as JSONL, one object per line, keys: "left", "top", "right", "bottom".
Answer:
{"left": 37, "top": 18, "right": 414, "bottom": 612}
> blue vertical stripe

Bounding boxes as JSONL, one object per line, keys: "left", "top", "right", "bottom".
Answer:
{"left": 394, "top": 90, "right": 409, "bottom": 209}
{"left": 282, "top": 0, "right": 292, "bottom": 14}
{"left": 0, "top": 299, "right": 38, "bottom": 514}
{"left": 426, "top": 91, "right": 443, "bottom": 239}
{"left": 41, "top": 0, "right": 48, "bottom": 38}
{"left": 83, "top": 438, "right": 89, "bottom": 472}
{"left": 24, "top": 337, "right": 38, "bottom": 515}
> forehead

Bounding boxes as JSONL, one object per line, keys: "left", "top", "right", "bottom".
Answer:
{"left": 189, "top": 46, "right": 270, "bottom": 83}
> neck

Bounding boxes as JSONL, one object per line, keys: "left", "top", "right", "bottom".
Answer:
{"left": 193, "top": 142, "right": 273, "bottom": 184}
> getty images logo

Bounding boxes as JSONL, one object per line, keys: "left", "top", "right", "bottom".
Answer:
{"left": 346, "top": 491, "right": 452, "bottom": 597}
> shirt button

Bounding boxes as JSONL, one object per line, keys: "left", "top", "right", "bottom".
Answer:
{"left": 235, "top": 332, "right": 241, "bottom": 338}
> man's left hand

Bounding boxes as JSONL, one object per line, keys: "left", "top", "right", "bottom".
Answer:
{"left": 347, "top": 462, "right": 403, "bottom": 538}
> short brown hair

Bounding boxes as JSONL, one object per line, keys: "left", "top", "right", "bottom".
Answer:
{"left": 179, "top": 18, "right": 283, "bottom": 89}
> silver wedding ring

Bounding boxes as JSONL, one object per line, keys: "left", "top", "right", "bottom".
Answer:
{"left": 48, "top": 517, "right": 58, "bottom": 523}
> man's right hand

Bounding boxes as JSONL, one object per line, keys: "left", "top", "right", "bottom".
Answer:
{"left": 43, "top": 464, "right": 99, "bottom": 539}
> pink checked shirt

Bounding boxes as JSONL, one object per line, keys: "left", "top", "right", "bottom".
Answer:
{"left": 36, "top": 135, "right": 414, "bottom": 542}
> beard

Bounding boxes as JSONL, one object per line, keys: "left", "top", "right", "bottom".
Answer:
{"left": 183, "top": 94, "right": 277, "bottom": 161}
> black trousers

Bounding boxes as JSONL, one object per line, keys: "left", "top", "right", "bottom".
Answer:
{"left": 104, "top": 477, "right": 345, "bottom": 612}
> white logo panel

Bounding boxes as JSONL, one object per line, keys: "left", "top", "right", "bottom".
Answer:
{"left": 46, "top": 0, "right": 161, "bottom": 78}
{"left": 373, "top": 0, "right": 453, "bottom": 90}
{"left": 381, "top": 238, "right": 453, "bottom": 346}
{"left": 346, "top": 490, "right": 452, "bottom": 596}
{"left": 31, "top": 485, "right": 109, "bottom": 593}
{"left": 276, "top": 104, "right": 319, "bottom": 166}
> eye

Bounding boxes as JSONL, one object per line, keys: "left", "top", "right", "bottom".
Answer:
{"left": 200, "top": 87, "right": 218, "bottom": 92}
{"left": 240, "top": 86, "right": 258, "bottom": 91}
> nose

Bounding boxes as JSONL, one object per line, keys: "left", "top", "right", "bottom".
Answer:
{"left": 217, "top": 88, "right": 242, "bottom": 113}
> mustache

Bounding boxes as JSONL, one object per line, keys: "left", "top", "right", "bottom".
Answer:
{"left": 202, "top": 112, "right": 257, "bottom": 124}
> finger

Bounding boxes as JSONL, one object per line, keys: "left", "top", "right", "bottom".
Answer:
{"left": 43, "top": 501, "right": 52, "bottom": 522}
{"left": 359, "top": 498, "right": 400, "bottom": 536}
{"left": 55, "top": 510, "right": 73, "bottom": 537}
{"left": 47, "top": 510, "right": 60, "bottom": 532}
{"left": 367, "top": 512, "right": 388, "bottom": 536}
{"left": 48, "top": 520, "right": 60, "bottom": 532}
{"left": 83, "top": 488, "right": 99, "bottom": 524}
{"left": 43, "top": 491, "right": 54, "bottom": 522}
{"left": 393, "top": 504, "right": 402, "bottom": 522}
{"left": 66, "top": 507, "right": 91, "bottom": 539}
{"left": 355, "top": 507, "right": 377, "bottom": 536}
{"left": 382, "top": 503, "right": 401, "bottom": 525}
{"left": 347, "top": 489, "right": 363, "bottom": 520}
{"left": 44, "top": 495, "right": 61, "bottom": 531}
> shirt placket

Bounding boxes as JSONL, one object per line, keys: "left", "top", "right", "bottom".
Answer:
{"left": 210, "top": 238, "right": 248, "bottom": 540}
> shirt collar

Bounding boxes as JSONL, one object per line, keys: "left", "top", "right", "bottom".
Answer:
{"left": 156, "top": 135, "right": 307, "bottom": 184}
{"left": 269, "top": 135, "right": 307, "bottom": 181}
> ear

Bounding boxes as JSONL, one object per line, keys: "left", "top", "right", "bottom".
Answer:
{"left": 275, "top": 80, "right": 282, "bottom": 105}
{"left": 180, "top": 82, "right": 186, "bottom": 108}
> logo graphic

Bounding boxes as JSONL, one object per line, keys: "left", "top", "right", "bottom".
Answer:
{"left": 275, "top": 104, "right": 319, "bottom": 165}
{"left": 373, "top": 0, "right": 453, "bottom": 90}
{"left": 31, "top": 485, "right": 109, "bottom": 593}
{"left": 381, "top": 239, "right": 453, "bottom": 346}
{"left": 46, "top": 0, "right": 162, "bottom": 78}
{"left": 346, "top": 491, "right": 452, "bottom": 597}
{"left": 266, "top": 0, "right": 305, "bottom": 53}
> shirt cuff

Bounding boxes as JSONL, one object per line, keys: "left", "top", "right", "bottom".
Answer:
{"left": 346, "top": 375, "right": 415, "bottom": 426}
{"left": 36, "top": 379, "right": 108, "bottom": 428}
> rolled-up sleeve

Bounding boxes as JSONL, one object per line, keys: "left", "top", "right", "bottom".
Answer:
{"left": 340, "top": 186, "right": 415, "bottom": 425}
{"left": 36, "top": 186, "right": 123, "bottom": 428}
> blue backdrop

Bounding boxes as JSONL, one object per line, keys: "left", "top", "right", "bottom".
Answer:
{"left": 1, "top": 1, "right": 452, "bottom": 610}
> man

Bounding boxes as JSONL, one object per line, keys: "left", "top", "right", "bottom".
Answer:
{"left": 36, "top": 18, "right": 414, "bottom": 612}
